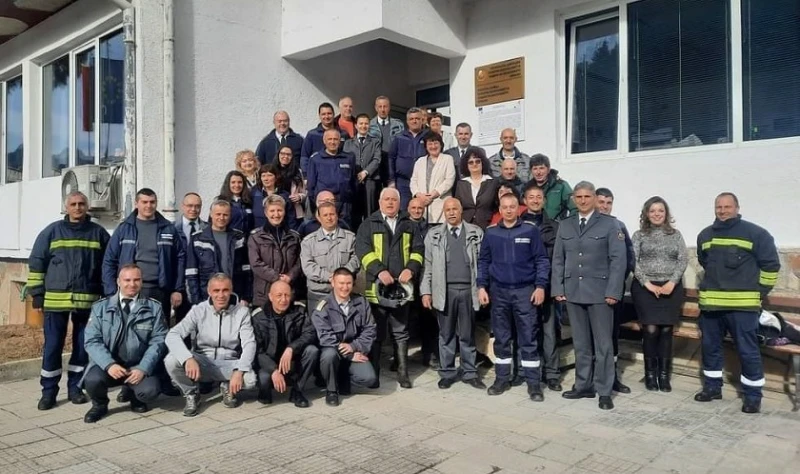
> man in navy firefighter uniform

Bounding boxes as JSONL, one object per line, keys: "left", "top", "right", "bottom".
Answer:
{"left": 477, "top": 192, "right": 550, "bottom": 401}
{"left": 694, "top": 192, "right": 780, "bottom": 414}
{"left": 28, "top": 191, "right": 110, "bottom": 410}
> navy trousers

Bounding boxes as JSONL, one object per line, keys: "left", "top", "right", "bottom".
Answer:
{"left": 491, "top": 285, "right": 541, "bottom": 384}
{"left": 700, "top": 310, "right": 764, "bottom": 401}
{"left": 41, "top": 310, "right": 90, "bottom": 397}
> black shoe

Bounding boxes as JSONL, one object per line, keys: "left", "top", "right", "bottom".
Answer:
{"left": 84, "top": 405, "right": 109, "bottom": 423}
{"left": 644, "top": 357, "right": 660, "bottom": 391}
{"left": 257, "top": 389, "right": 273, "bottom": 405}
{"left": 612, "top": 378, "right": 631, "bottom": 394}
{"left": 69, "top": 391, "right": 89, "bottom": 405}
{"left": 742, "top": 399, "right": 761, "bottom": 414}
{"left": 487, "top": 379, "right": 511, "bottom": 396}
{"left": 694, "top": 390, "right": 722, "bottom": 402}
{"left": 325, "top": 391, "right": 340, "bottom": 407}
{"left": 130, "top": 398, "right": 149, "bottom": 414}
{"left": 598, "top": 396, "right": 614, "bottom": 410}
{"left": 562, "top": 389, "right": 596, "bottom": 400}
{"left": 290, "top": 389, "right": 309, "bottom": 408}
{"left": 511, "top": 374, "right": 525, "bottom": 387}
{"left": 658, "top": 358, "right": 672, "bottom": 393}
{"left": 527, "top": 384, "right": 544, "bottom": 402}
{"left": 438, "top": 377, "right": 457, "bottom": 389}
{"left": 116, "top": 387, "right": 132, "bottom": 403}
{"left": 199, "top": 382, "right": 214, "bottom": 395}
{"left": 38, "top": 394, "right": 57, "bottom": 411}
{"left": 546, "top": 379, "right": 562, "bottom": 392}
{"left": 463, "top": 378, "right": 487, "bottom": 390}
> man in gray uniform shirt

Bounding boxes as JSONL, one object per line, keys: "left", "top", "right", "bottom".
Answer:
{"left": 551, "top": 181, "right": 626, "bottom": 411}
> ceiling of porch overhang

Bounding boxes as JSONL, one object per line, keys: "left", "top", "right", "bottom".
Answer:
{"left": 0, "top": 0, "right": 77, "bottom": 46}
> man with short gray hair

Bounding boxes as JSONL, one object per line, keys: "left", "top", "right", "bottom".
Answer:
{"left": 255, "top": 110, "right": 304, "bottom": 164}
{"left": 552, "top": 181, "right": 627, "bottom": 410}
{"left": 388, "top": 107, "right": 427, "bottom": 208}
{"left": 489, "top": 128, "right": 530, "bottom": 183}
{"left": 165, "top": 274, "right": 257, "bottom": 416}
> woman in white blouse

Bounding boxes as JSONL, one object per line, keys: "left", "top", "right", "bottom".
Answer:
{"left": 410, "top": 133, "right": 455, "bottom": 224}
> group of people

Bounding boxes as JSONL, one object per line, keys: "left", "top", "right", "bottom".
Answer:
{"left": 27, "top": 94, "right": 781, "bottom": 423}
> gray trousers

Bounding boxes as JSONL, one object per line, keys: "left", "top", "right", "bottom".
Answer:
{"left": 540, "top": 301, "right": 560, "bottom": 381}
{"left": 436, "top": 285, "right": 478, "bottom": 380}
{"left": 566, "top": 302, "right": 614, "bottom": 396}
{"left": 319, "top": 346, "right": 377, "bottom": 393}
{"left": 165, "top": 352, "right": 257, "bottom": 395}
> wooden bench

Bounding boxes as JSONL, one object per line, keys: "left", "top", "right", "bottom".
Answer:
{"left": 621, "top": 290, "right": 800, "bottom": 411}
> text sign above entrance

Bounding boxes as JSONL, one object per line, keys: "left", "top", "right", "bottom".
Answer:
{"left": 474, "top": 57, "right": 525, "bottom": 107}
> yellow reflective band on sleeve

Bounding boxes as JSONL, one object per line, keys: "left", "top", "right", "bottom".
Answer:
{"left": 361, "top": 252, "right": 380, "bottom": 269}
{"left": 362, "top": 233, "right": 384, "bottom": 270}
{"left": 700, "top": 238, "right": 753, "bottom": 251}
{"left": 364, "top": 282, "right": 378, "bottom": 303}
{"left": 27, "top": 271, "right": 45, "bottom": 286}
{"left": 402, "top": 233, "right": 410, "bottom": 265}
{"left": 410, "top": 252, "right": 423, "bottom": 264}
{"left": 698, "top": 290, "right": 761, "bottom": 308}
{"left": 759, "top": 270, "right": 778, "bottom": 286}
{"left": 43, "top": 291, "right": 101, "bottom": 311}
{"left": 49, "top": 239, "right": 102, "bottom": 250}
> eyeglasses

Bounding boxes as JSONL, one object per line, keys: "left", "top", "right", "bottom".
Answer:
{"left": 467, "top": 159, "right": 481, "bottom": 165}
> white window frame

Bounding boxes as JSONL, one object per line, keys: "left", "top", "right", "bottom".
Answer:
{"left": 559, "top": 0, "right": 800, "bottom": 163}
{"left": 40, "top": 25, "right": 122, "bottom": 178}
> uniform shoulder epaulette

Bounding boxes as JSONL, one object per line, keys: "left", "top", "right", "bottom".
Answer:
{"left": 249, "top": 228, "right": 260, "bottom": 236}
{"left": 94, "top": 296, "right": 110, "bottom": 304}
{"left": 146, "top": 297, "right": 162, "bottom": 306}
{"left": 251, "top": 307, "right": 263, "bottom": 316}
{"left": 315, "top": 300, "right": 328, "bottom": 312}
{"left": 294, "top": 301, "right": 307, "bottom": 309}
{"left": 191, "top": 228, "right": 204, "bottom": 236}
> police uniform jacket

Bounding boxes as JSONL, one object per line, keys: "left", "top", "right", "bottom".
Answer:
{"left": 300, "top": 123, "right": 349, "bottom": 173}
{"left": 251, "top": 302, "right": 317, "bottom": 372}
{"left": 696, "top": 214, "right": 780, "bottom": 312}
{"left": 307, "top": 149, "right": 357, "bottom": 206}
{"left": 551, "top": 213, "right": 627, "bottom": 304}
{"left": 185, "top": 226, "right": 252, "bottom": 304}
{"left": 477, "top": 219, "right": 550, "bottom": 290}
{"left": 355, "top": 211, "right": 424, "bottom": 304}
{"left": 27, "top": 216, "right": 110, "bottom": 312}
{"left": 83, "top": 295, "right": 168, "bottom": 379}
{"left": 311, "top": 294, "right": 376, "bottom": 354}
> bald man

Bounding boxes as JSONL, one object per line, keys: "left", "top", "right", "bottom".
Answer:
{"left": 251, "top": 280, "right": 319, "bottom": 408}
{"left": 307, "top": 129, "right": 357, "bottom": 226}
{"left": 489, "top": 128, "right": 530, "bottom": 183}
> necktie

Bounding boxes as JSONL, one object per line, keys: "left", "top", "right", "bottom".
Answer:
{"left": 381, "top": 120, "right": 386, "bottom": 126}
{"left": 280, "top": 135, "right": 287, "bottom": 146}
{"left": 121, "top": 298, "right": 132, "bottom": 316}
{"left": 189, "top": 220, "right": 196, "bottom": 234}
{"left": 451, "top": 227, "right": 459, "bottom": 239}
{"left": 580, "top": 217, "right": 586, "bottom": 232}
{"left": 460, "top": 149, "right": 465, "bottom": 158}
{"left": 359, "top": 136, "right": 365, "bottom": 144}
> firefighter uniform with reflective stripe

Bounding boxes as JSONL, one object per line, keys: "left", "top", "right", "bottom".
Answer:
{"left": 696, "top": 214, "right": 780, "bottom": 402}
{"left": 27, "top": 216, "right": 110, "bottom": 399}
{"left": 355, "top": 210, "right": 424, "bottom": 381}
{"left": 477, "top": 219, "right": 550, "bottom": 386}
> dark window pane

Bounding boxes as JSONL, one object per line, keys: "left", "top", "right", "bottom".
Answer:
{"left": 100, "top": 30, "right": 125, "bottom": 164}
{"left": 43, "top": 56, "right": 70, "bottom": 177}
{"left": 742, "top": 0, "right": 800, "bottom": 141}
{"left": 571, "top": 17, "right": 619, "bottom": 154}
{"left": 5, "top": 76, "right": 23, "bottom": 183}
{"left": 75, "top": 48, "right": 95, "bottom": 166}
{"left": 628, "top": 0, "right": 731, "bottom": 151}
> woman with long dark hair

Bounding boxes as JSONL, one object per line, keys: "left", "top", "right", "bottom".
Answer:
{"left": 218, "top": 170, "right": 253, "bottom": 235}
{"left": 273, "top": 145, "right": 306, "bottom": 226}
{"left": 454, "top": 147, "right": 498, "bottom": 229}
{"left": 250, "top": 164, "right": 293, "bottom": 230}
{"left": 631, "top": 196, "right": 688, "bottom": 392}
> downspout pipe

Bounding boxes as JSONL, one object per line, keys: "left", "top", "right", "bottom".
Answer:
{"left": 106, "top": 0, "right": 136, "bottom": 221}
{"left": 162, "top": 0, "right": 177, "bottom": 222}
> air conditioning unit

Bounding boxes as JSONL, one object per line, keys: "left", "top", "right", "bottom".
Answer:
{"left": 61, "top": 165, "right": 122, "bottom": 216}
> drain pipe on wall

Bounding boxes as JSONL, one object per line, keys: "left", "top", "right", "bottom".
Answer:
{"left": 161, "top": 0, "right": 177, "bottom": 222}
{"left": 107, "top": 0, "right": 137, "bottom": 220}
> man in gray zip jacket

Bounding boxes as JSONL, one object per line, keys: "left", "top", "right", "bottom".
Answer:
{"left": 165, "top": 273, "right": 257, "bottom": 416}
{"left": 300, "top": 201, "right": 360, "bottom": 312}
{"left": 421, "top": 198, "right": 486, "bottom": 390}
{"left": 82, "top": 264, "right": 168, "bottom": 423}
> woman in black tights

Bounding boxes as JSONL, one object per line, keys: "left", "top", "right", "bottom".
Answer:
{"left": 631, "top": 197, "right": 688, "bottom": 391}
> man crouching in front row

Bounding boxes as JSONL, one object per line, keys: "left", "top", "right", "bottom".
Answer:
{"left": 165, "top": 273, "right": 257, "bottom": 416}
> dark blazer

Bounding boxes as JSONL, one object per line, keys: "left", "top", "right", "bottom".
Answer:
{"left": 455, "top": 177, "right": 499, "bottom": 230}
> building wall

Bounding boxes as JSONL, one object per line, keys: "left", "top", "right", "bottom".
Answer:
{"left": 448, "top": 0, "right": 800, "bottom": 247}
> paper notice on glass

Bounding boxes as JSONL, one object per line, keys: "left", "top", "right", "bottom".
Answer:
{"left": 477, "top": 99, "right": 525, "bottom": 146}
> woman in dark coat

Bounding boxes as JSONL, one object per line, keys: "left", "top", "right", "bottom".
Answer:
{"left": 454, "top": 147, "right": 498, "bottom": 229}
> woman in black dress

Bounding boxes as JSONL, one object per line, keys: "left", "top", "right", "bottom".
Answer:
{"left": 454, "top": 147, "right": 498, "bottom": 229}
{"left": 631, "top": 196, "right": 688, "bottom": 392}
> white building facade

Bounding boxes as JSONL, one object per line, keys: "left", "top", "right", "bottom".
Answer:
{"left": 0, "top": 0, "right": 798, "bottom": 322}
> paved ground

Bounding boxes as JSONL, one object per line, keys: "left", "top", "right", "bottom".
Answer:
{"left": 0, "top": 359, "right": 798, "bottom": 474}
